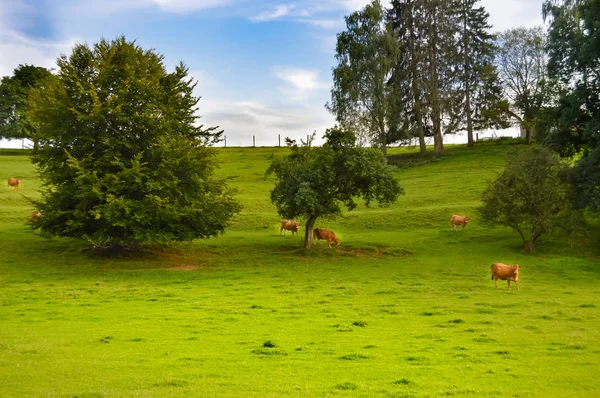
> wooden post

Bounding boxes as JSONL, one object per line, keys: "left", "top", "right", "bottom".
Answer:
{"left": 278, "top": 134, "right": 281, "bottom": 147}
{"left": 224, "top": 136, "right": 227, "bottom": 147}
{"left": 253, "top": 135, "right": 255, "bottom": 147}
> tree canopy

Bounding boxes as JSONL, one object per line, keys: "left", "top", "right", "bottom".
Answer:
{"left": 327, "top": 0, "right": 400, "bottom": 158}
{"left": 495, "top": 27, "right": 549, "bottom": 144}
{"left": 28, "top": 36, "right": 241, "bottom": 251}
{"left": 479, "top": 146, "right": 571, "bottom": 253}
{"left": 0, "top": 64, "right": 53, "bottom": 144}
{"left": 266, "top": 128, "right": 403, "bottom": 249}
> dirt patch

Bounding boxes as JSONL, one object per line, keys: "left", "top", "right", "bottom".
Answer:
{"left": 168, "top": 264, "right": 198, "bottom": 271}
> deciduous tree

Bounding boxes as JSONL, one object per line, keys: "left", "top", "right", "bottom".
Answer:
{"left": 479, "top": 146, "right": 571, "bottom": 253}
{"left": 0, "top": 64, "right": 53, "bottom": 147}
{"left": 495, "top": 27, "right": 549, "bottom": 144}
{"left": 266, "top": 128, "right": 403, "bottom": 249}
{"left": 327, "top": 0, "right": 400, "bottom": 158}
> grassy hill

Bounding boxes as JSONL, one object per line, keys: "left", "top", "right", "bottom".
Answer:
{"left": 0, "top": 141, "right": 598, "bottom": 397}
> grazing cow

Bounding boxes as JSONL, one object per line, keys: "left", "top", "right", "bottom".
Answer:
{"left": 491, "top": 263, "right": 521, "bottom": 290}
{"left": 312, "top": 228, "right": 340, "bottom": 247}
{"left": 450, "top": 215, "right": 470, "bottom": 231}
{"left": 280, "top": 220, "right": 299, "bottom": 236}
{"left": 30, "top": 211, "right": 42, "bottom": 222}
{"left": 8, "top": 178, "right": 21, "bottom": 191}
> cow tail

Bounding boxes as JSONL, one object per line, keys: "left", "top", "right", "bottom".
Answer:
{"left": 491, "top": 275, "right": 493, "bottom": 280}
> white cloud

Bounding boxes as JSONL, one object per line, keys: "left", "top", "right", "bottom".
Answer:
{"left": 480, "top": 0, "right": 543, "bottom": 32}
{"left": 273, "top": 67, "right": 328, "bottom": 90}
{"left": 0, "top": 31, "right": 76, "bottom": 77}
{"left": 251, "top": 4, "right": 296, "bottom": 22}
{"left": 298, "top": 18, "right": 344, "bottom": 30}
{"left": 199, "top": 99, "right": 334, "bottom": 146}
{"left": 271, "top": 67, "right": 330, "bottom": 100}
{"left": 150, "top": 0, "right": 235, "bottom": 13}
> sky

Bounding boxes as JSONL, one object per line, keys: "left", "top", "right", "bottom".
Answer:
{"left": 0, "top": 0, "right": 545, "bottom": 148}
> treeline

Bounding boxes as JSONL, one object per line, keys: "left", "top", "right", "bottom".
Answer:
{"left": 327, "top": 0, "right": 551, "bottom": 155}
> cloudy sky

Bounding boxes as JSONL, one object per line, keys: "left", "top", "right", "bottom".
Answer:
{"left": 1, "top": 0, "right": 545, "bottom": 147}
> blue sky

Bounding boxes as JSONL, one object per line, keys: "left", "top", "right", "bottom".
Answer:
{"left": 0, "top": 0, "right": 544, "bottom": 147}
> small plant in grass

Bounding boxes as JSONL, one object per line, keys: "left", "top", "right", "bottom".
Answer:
{"left": 339, "top": 353, "right": 368, "bottom": 360}
{"left": 263, "top": 340, "right": 276, "bottom": 348}
{"left": 353, "top": 320, "right": 368, "bottom": 327}
{"left": 393, "top": 378, "right": 411, "bottom": 385}
{"left": 335, "top": 382, "right": 358, "bottom": 390}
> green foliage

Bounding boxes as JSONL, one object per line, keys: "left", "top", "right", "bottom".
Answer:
{"left": 0, "top": 64, "right": 53, "bottom": 142}
{"left": 28, "top": 36, "right": 241, "bottom": 250}
{"left": 266, "top": 127, "right": 403, "bottom": 248}
{"left": 542, "top": 0, "right": 600, "bottom": 215}
{"left": 327, "top": 0, "right": 400, "bottom": 156}
{"left": 449, "top": 0, "right": 509, "bottom": 147}
{"left": 479, "top": 146, "right": 572, "bottom": 252}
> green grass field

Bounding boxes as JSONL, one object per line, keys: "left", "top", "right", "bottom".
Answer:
{"left": 1, "top": 141, "right": 598, "bottom": 397}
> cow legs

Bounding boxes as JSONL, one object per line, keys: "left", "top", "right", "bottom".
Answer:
{"left": 507, "top": 280, "right": 510, "bottom": 290}
{"left": 516, "top": 280, "right": 519, "bottom": 290}
{"left": 494, "top": 277, "right": 498, "bottom": 289}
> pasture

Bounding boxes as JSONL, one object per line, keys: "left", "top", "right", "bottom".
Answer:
{"left": 0, "top": 142, "right": 599, "bottom": 397}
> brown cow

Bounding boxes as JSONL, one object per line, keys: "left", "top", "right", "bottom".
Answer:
{"left": 450, "top": 215, "right": 470, "bottom": 231}
{"left": 491, "top": 263, "right": 521, "bottom": 290}
{"left": 8, "top": 178, "right": 21, "bottom": 191}
{"left": 30, "top": 211, "right": 42, "bottom": 222}
{"left": 312, "top": 228, "right": 340, "bottom": 247}
{"left": 280, "top": 220, "right": 299, "bottom": 236}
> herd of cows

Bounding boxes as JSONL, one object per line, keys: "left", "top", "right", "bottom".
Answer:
{"left": 8, "top": 176, "right": 521, "bottom": 290}
{"left": 279, "top": 215, "right": 521, "bottom": 290}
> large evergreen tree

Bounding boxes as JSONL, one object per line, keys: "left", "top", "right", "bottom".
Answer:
{"left": 450, "top": 0, "right": 507, "bottom": 147}
{"left": 387, "top": 0, "right": 428, "bottom": 156}
{"left": 28, "top": 36, "right": 241, "bottom": 250}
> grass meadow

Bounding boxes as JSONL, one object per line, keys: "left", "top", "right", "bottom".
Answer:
{"left": 0, "top": 141, "right": 599, "bottom": 397}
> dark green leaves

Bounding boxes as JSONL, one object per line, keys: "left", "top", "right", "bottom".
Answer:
{"left": 29, "top": 36, "right": 240, "bottom": 250}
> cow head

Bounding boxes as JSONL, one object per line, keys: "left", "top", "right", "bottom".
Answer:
{"left": 512, "top": 264, "right": 521, "bottom": 280}
{"left": 465, "top": 217, "right": 471, "bottom": 223}
{"left": 334, "top": 237, "right": 340, "bottom": 246}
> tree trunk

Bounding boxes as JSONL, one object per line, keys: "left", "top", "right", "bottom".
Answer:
{"left": 304, "top": 216, "right": 317, "bottom": 250}
{"left": 525, "top": 124, "right": 535, "bottom": 145}
{"left": 408, "top": 12, "right": 427, "bottom": 157}
{"left": 380, "top": 117, "right": 387, "bottom": 160}
{"left": 429, "top": 4, "right": 444, "bottom": 155}
{"left": 463, "top": 9, "right": 474, "bottom": 148}
{"left": 524, "top": 239, "right": 536, "bottom": 253}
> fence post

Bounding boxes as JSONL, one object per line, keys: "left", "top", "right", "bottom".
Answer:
{"left": 253, "top": 135, "right": 255, "bottom": 147}
{"left": 278, "top": 134, "right": 280, "bottom": 147}
{"left": 224, "top": 136, "right": 227, "bottom": 147}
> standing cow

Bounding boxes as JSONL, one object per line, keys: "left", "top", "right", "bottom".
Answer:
{"left": 491, "top": 263, "right": 521, "bottom": 290}
{"left": 280, "top": 220, "right": 299, "bottom": 236}
{"left": 8, "top": 178, "right": 21, "bottom": 191}
{"left": 450, "top": 215, "right": 470, "bottom": 231}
